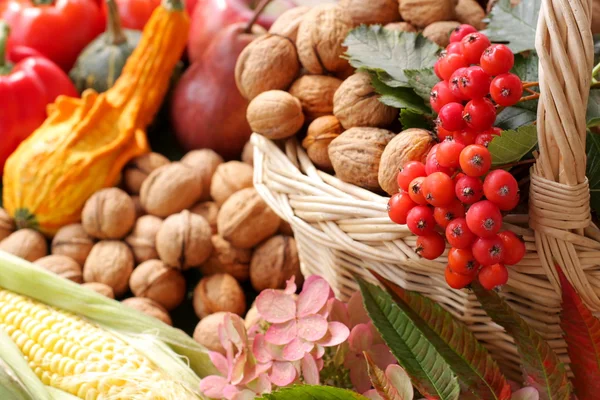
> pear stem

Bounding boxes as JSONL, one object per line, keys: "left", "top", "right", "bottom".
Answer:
{"left": 244, "top": 0, "right": 273, "bottom": 33}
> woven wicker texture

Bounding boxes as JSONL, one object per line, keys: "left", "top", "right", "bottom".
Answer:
{"left": 252, "top": 0, "right": 600, "bottom": 380}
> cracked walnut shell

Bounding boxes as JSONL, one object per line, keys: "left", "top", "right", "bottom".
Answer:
{"left": 288, "top": 75, "right": 343, "bottom": 122}
{"left": 328, "top": 127, "right": 395, "bottom": 191}
{"left": 125, "top": 215, "right": 163, "bottom": 264}
{"left": 217, "top": 188, "right": 281, "bottom": 249}
{"left": 81, "top": 188, "right": 136, "bottom": 240}
{"left": 250, "top": 235, "right": 302, "bottom": 292}
{"left": 156, "top": 210, "right": 213, "bottom": 270}
{"left": 0, "top": 229, "right": 47, "bottom": 262}
{"left": 123, "top": 152, "right": 170, "bottom": 195}
{"left": 296, "top": 4, "right": 353, "bottom": 74}
{"left": 81, "top": 282, "right": 115, "bottom": 299}
{"left": 302, "top": 115, "right": 343, "bottom": 171}
{"left": 384, "top": 22, "right": 417, "bottom": 32}
{"left": 269, "top": 6, "right": 310, "bottom": 41}
{"left": 333, "top": 72, "right": 398, "bottom": 129}
{"left": 399, "top": 0, "right": 456, "bottom": 28}
{"left": 339, "top": 0, "right": 400, "bottom": 26}
{"left": 83, "top": 240, "right": 134, "bottom": 298}
{"left": 200, "top": 235, "right": 252, "bottom": 282}
{"left": 423, "top": 21, "right": 461, "bottom": 47}
{"left": 34, "top": 255, "right": 83, "bottom": 283}
{"left": 192, "top": 273, "right": 246, "bottom": 319}
{"left": 189, "top": 202, "right": 219, "bottom": 234}
{"left": 235, "top": 34, "right": 300, "bottom": 100}
{"left": 129, "top": 259, "right": 186, "bottom": 311}
{"left": 455, "top": 0, "right": 486, "bottom": 30}
{"left": 122, "top": 297, "right": 172, "bottom": 325}
{"left": 210, "top": 161, "right": 254, "bottom": 206}
{"left": 180, "top": 149, "right": 224, "bottom": 202}
{"left": 51, "top": 224, "right": 94, "bottom": 266}
{"left": 247, "top": 90, "right": 305, "bottom": 139}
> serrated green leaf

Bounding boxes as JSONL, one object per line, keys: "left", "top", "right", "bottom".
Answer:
{"left": 358, "top": 278, "right": 461, "bottom": 400}
{"left": 371, "top": 272, "right": 511, "bottom": 400}
{"left": 495, "top": 107, "right": 537, "bottom": 130}
{"left": 258, "top": 386, "right": 367, "bottom": 399}
{"left": 488, "top": 125, "right": 538, "bottom": 166}
{"left": 511, "top": 53, "right": 539, "bottom": 112}
{"left": 405, "top": 68, "right": 438, "bottom": 101}
{"left": 482, "top": 0, "right": 541, "bottom": 54}
{"left": 344, "top": 26, "right": 440, "bottom": 88}
{"left": 472, "top": 281, "right": 572, "bottom": 400}
{"left": 587, "top": 90, "right": 600, "bottom": 128}
{"left": 586, "top": 130, "right": 600, "bottom": 214}
{"left": 369, "top": 74, "right": 430, "bottom": 113}
{"left": 400, "top": 109, "right": 434, "bottom": 130}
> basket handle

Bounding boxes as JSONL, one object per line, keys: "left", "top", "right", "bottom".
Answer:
{"left": 529, "top": 0, "right": 600, "bottom": 306}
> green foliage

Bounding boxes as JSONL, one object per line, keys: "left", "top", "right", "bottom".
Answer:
{"left": 495, "top": 107, "right": 536, "bottom": 131}
{"left": 358, "top": 278, "right": 461, "bottom": 400}
{"left": 586, "top": 130, "right": 600, "bottom": 214}
{"left": 487, "top": 126, "right": 538, "bottom": 166}
{"left": 587, "top": 90, "right": 600, "bottom": 128}
{"left": 258, "top": 386, "right": 367, "bottom": 399}
{"left": 511, "top": 53, "right": 539, "bottom": 112}
{"left": 482, "top": 0, "right": 541, "bottom": 54}
{"left": 369, "top": 74, "right": 430, "bottom": 113}
{"left": 472, "top": 281, "right": 571, "bottom": 400}
{"left": 404, "top": 68, "right": 438, "bottom": 102}
{"left": 400, "top": 109, "right": 434, "bottom": 130}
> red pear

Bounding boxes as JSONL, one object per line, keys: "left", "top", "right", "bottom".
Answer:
{"left": 171, "top": 23, "right": 263, "bottom": 160}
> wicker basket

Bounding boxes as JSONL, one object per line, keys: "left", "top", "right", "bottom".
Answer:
{"left": 252, "top": 0, "right": 600, "bottom": 381}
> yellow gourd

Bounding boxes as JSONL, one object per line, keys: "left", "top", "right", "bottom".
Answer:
{"left": 2, "top": 0, "right": 189, "bottom": 236}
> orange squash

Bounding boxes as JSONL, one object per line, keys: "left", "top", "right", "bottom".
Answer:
{"left": 2, "top": 0, "right": 189, "bottom": 236}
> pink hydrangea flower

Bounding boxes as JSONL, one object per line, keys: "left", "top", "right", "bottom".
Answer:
{"left": 256, "top": 276, "right": 350, "bottom": 362}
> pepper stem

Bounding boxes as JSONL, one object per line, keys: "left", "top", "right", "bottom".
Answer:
{"left": 0, "top": 22, "right": 13, "bottom": 75}
{"left": 105, "top": 0, "right": 127, "bottom": 45}
{"left": 162, "top": 0, "right": 185, "bottom": 11}
{"left": 244, "top": 0, "right": 273, "bottom": 33}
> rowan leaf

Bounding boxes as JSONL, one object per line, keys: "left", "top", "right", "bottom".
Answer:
{"left": 369, "top": 74, "right": 430, "bottom": 113}
{"left": 400, "top": 109, "right": 434, "bottom": 130}
{"left": 482, "top": 0, "right": 541, "bottom": 54}
{"left": 365, "top": 354, "right": 412, "bottom": 400}
{"left": 587, "top": 130, "right": 600, "bottom": 215}
{"left": 557, "top": 264, "right": 600, "bottom": 399}
{"left": 405, "top": 68, "right": 438, "bottom": 102}
{"left": 259, "top": 386, "right": 367, "bottom": 399}
{"left": 495, "top": 107, "right": 536, "bottom": 131}
{"left": 472, "top": 281, "right": 572, "bottom": 400}
{"left": 487, "top": 125, "right": 538, "bottom": 166}
{"left": 370, "top": 271, "right": 511, "bottom": 400}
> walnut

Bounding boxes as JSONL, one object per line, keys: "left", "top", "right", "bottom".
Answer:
{"left": 288, "top": 75, "right": 343, "bottom": 122}
{"left": 34, "top": 255, "right": 82, "bottom": 283}
{"left": 399, "top": 0, "right": 455, "bottom": 28}
{"left": 302, "top": 115, "right": 343, "bottom": 170}
{"left": 594, "top": 0, "right": 600, "bottom": 34}
{"left": 81, "top": 282, "right": 115, "bottom": 299}
{"left": 156, "top": 210, "right": 212, "bottom": 270}
{"left": 140, "top": 162, "right": 204, "bottom": 217}
{"left": 51, "top": 224, "right": 94, "bottom": 266}
{"left": 193, "top": 312, "right": 227, "bottom": 354}
{"left": 423, "top": 21, "right": 461, "bottom": 47}
{"left": 210, "top": 161, "right": 254, "bottom": 206}
{"left": 217, "top": 188, "right": 281, "bottom": 249}
{"left": 455, "top": 0, "right": 486, "bottom": 30}
{"left": 247, "top": 90, "right": 305, "bottom": 139}
{"left": 339, "top": 0, "right": 400, "bottom": 25}
{"left": 200, "top": 236, "right": 252, "bottom": 281}
{"left": 235, "top": 34, "right": 300, "bottom": 100}
{"left": 189, "top": 202, "right": 219, "bottom": 234}
{"left": 269, "top": 6, "right": 310, "bottom": 41}
{"left": 82, "top": 188, "right": 136, "bottom": 240}
{"left": 192, "top": 274, "right": 246, "bottom": 319}
{"left": 241, "top": 141, "right": 254, "bottom": 166}
{"left": 83, "top": 241, "right": 134, "bottom": 298}
{"left": 122, "top": 297, "right": 172, "bottom": 325}
{"left": 0, "top": 229, "right": 47, "bottom": 262}
{"left": 328, "top": 127, "right": 395, "bottom": 191}
{"left": 131, "top": 195, "right": 146, "bottom": 219}
{"left": 123, "top": 153, "right": 170, "bottom": 195}
{"left": 129, "top": 259, "right": 186, "bottom": 311}
{"left": 180, "top": 150, "right": 224, "bottom": 202}
{"left": 279, "top": 220, "right": 294, "bottom": 236}
{"left": 0, "top": 207, "right": 15, "bottom": 241}
{"left": 125, "top": 215, "right": 162, "bottom": 264}
{"left": 333, "top": 72, "right": 399, "bottom": 129}
{"left": 384, "top": 22, "right": 417, "bottom": 32}
{"left": 250, "top": 235, "right": 302, "bottom": 292}
{"left": 296, "top": 4, "right": 353, "bottom": 74}
{"left": 378, "top": 128, "right": 435, "bottom": 195}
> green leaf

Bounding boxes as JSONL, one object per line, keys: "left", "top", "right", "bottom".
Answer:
{"left": 358, "top": 278, "right": 461, "bottom": 400}
{"left": 370, "top": 272, "right": 511, "bottom": 400}
{"left": 511, "top": 53, "right": 539, "bottom": 112}
{"left": 370, "top": 74, "right": 430, "bottom": 113}
{"left": 488, "top": 125, "right": 538, "bottom": 166}
{"left": 594, "top": 34, "right": 600, "bottom": 66}
{"left": 400, "top": 109, "right": 434, "bottom": 130}
{"left": 472, "top": 281, "right": 572, "bottom": 400}
{"left": 586, "top": 130, "right": 600, "bottom": 214}
{"left": 495, "top": 107, "right": 537, "bottom": 131}
{"left": 482, "top": 0, "right": 541, "bottom": 54}
{"left": 344, "top": 25, "right": 440, "bottom": 88}
{"left": 258, "top": 386, "right": 367, "bottom": 399}
{"left": 405, "top": 68, "right": 438, "bottom": 101}
{"left": 587, "top": 90, "right": 600, "bottom": 128}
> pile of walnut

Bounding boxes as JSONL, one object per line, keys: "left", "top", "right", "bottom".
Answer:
{"left": 0, "top": 143, "right": 302, "bottom": 351}
{"left": 238, "top": 0, "right": 485, "bottom": 194}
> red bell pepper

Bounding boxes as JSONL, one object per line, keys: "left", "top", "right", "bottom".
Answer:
{"left": 0, "top": 0, "right": 105, "bottom": 71}
{"left": 0, "top": 22, "right": 78, "bottom": 175}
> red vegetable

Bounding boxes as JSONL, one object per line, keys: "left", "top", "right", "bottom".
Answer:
{"left": 101, "top": 0, "right": 197, "bottom": 30}
{"left": 0, "top": 22, "right": 78, "bottom": 175}
{"left": 1, "top": 0, "right": 105, "bottom": 71}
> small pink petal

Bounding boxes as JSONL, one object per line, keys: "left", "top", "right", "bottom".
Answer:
{"left": 316, "top": 357, "right": 324, "bottom": 371}
{"left": 283, "top": 337, "right": 314, "bottom": 361}
{"left": 256, "top": 290, "right": 297, "bottom": 323}
{"left": 199, "top": 376, "right": 229, "bottom": 398}
{"left": 247, "top": 373, "right": 272, "bottom": 394}
{"left": 349, "top": 323, "right": 374, "bottom": 352}
{"left": 350, "top": 363, "right": 373, "bottom": 394}
{"left": 512, "top": 387, "right": 540, "bottom": 400}
{"left": 301, "top": 354, "right": 320, "bottom": 385}
{"left": 385, "top": 365, "right": 413, "bottom": 400}
{"left": 317, "top": 322, "right": 350, "bottom": 347}
{"left": 269, "top": 361, "right": 297, "bottom": 387}
{"left": 313, "top": 345, "right": 325, "bottom": 359}
{"left": 297, "top": 314, "right": 329, "bottom": 341}
{"left": 327, "top": 298, "right": 350, "bottom": 326}
{"left": 223, "top": 384, "right": 242, "bottom": 400}
{"left": 369, "top": 344, "right": 397, "bottom": 369}
{"left": 223, "top": 314, "right": 246, "bottom": 348}
{"left": 368, "top": 322, "right": 386, "bottom": 346}
{"left": 265, "top": 319, "right": 298, "bottom": 345}
{"left": 297, "top": 277, "right": 331, "bottom": 317}
{"left": 252, "top": 334, "right": 273, "bottom": 364}
{"left": 284, "top": 277, "right": 297, "bottom": 295}
{"left": 230, "top": 349, "right": 248, "bottom": 385}
{"left": 363, "top": 389, "right": 384, "bottom": 400}
{"left": 348, "top": 291, "right": 370, "bottom": 328}
{"left": 208, "top": 351, "right": 229, "bottom": 376}
{"left": 343, "top": 351, "right": 364, "bottom": 370}
{"left": 232, "top": 390, "right": 258, "bottom": 400}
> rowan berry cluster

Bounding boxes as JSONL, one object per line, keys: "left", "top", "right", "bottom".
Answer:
{"left": 387, "top": 25, "right": 526, "bottom": 291}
